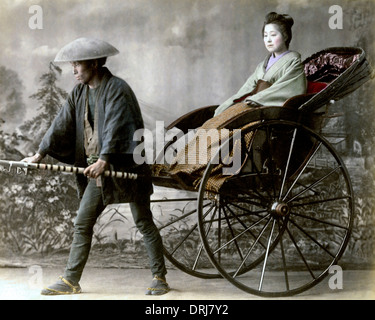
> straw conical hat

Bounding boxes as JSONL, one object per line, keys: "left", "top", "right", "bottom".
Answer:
{"left": 54, "top": 37, "right": 119, "bottom": 62}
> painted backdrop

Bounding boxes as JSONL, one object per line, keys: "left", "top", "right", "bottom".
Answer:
{"left": 0, "top": 0, "right": 374, "bottom": 272}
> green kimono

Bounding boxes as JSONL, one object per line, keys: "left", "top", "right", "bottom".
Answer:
{"left": 214, "top": 51, "right": 307, "bottom": 116}
{"left": 166, "top": 51, "right": 306, "bottom": 190}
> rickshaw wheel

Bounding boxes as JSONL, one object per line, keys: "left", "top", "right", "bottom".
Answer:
{"left": 197, "top": 120, "right": 355, "bottom": 297}
{"left": 151, "top": 187, "right": 221, "bottom": 279}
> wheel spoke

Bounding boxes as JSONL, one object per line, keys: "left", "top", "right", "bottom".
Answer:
{"left": 258, "top": 218, "right": 276, "bottom": 291}
{"left": 233, "top": 215, "right": 272, "bottom": 278}
{"left": 158, "top": 202, "right": 210, "bottom": 231}
{"left": 218, "top": 206, "right": 222, "bottom": 263}
{"left": 213, "top": 213, "right": 270, "bottom": 255}
{"left": 279, "top": 128, "right": 297, "bottom": 200}
{"left": 169, "top": 221, "right": 198, "bottom": 256}
{"left": 282, "top": 142, "right": 322, "bottom": 202}
{"left": 290, "top": 211, "right": 350, "bottom": 230}
{"left": 277, "top": 219, "right": 290, "bottom": 291}
{"left": 291, "top": 195, "right": 351, "bottom": 208}
{"left": 222, "top": 206, "right": 245, "bottom": 263}
{"left": 192, "top": 244, "right": 205, "bottom": 271}
{"left": 286, "top": 166, "right": 342, "bottom": 203}
{"left": 170, "top": 207, "right": 212, "bottom": 262}
{"left": 224, "top": 203, "right": 268, "bottom": 249}
{"left": 201, "top": 205, "right": 218, "bottom": 235}
{"left": 285, "top": 225, "right": 316, "bottom": 280}
{"left": 192, "top": 205, "right": 218, "bottom": 270}
{"left": 230, "top": 196, "right": 266, "bottom": 208}
{"left": 288, "top": 218, "right": 336, "bottom": 258}
{"left": 216, "top": 189, "right": 265, "bottom": 207}
{"left": 227, "top": 200, "right": 268, "bottom": 218}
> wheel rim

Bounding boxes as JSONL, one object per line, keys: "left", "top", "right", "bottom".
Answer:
{"left": 197, "top": 120, "right": 354, "bottom": 296}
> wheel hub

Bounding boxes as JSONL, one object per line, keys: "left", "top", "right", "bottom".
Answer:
{"left": 270, "top": 202, "right": 290, "bottom": 217}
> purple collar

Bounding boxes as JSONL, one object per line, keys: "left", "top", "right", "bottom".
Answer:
{"left": 266, "top": 51, "right": 290, "bottom": 71}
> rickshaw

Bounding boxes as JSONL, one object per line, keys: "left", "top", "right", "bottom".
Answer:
{"left": 149, "top": 47, "right": 373, "bottom": 297}
{"left": 0, "top": 47, "right": 373, "bottom": 297}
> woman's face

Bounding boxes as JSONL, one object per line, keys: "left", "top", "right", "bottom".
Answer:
{"left": 263, "top": 23, "right": 288, "bottom": 56}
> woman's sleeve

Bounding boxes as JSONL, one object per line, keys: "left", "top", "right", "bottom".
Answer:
{"left": 214, "top": 67, "right": 260, "bottom": 116}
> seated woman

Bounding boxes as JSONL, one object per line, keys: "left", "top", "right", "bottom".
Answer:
{"left": 216, "top": 12, "right": 306, "bottom": 115}
{"left": 164, "top": 12, "right": 307, "bottom": 190}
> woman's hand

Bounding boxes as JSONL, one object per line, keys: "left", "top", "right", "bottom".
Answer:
{"left": 84, "top": 159, "right": 108, "bottom": 179}
{"left": 244, "top": 98, "right": 262, "bottom": 108}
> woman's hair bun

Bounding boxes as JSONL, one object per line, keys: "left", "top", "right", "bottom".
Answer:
{"left": 265, "top": 12, "right": 294, "bottom": 27}
{"left": 281, "top": 14, "right": 294, "bottom": 27}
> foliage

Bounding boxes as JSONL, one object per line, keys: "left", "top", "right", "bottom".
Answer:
{"left": 0, "top": 66, "right": 26, "bottom": 131}
{"left": 19, "top": 62, "right": 68, "bottom": 151}
{"left": 0, "top": 169, "right": 78, "bottom": 256}
{"left": 0, "top": 62, "right": 77, "bottom": 257}
{"left": 347, "top": 185, "right": 375, "bottom": 261}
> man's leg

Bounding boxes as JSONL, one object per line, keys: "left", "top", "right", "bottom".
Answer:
{"left": 129, "top": 198, "right": 169, "bottom": 295}
{"left": 64, "top": 179, "right": 106, "bottom": 283}
{"left": 41, "top": 179, "right": 106, "bottom": 295}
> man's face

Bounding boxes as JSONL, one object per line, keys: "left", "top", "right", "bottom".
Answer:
{"left": 71, "top": 60, "right": 96, "bottom": 85}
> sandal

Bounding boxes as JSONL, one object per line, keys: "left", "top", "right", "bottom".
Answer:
{"left": 41, "top": 276, "right": 82, "bottom": 295}
{"left": 145, "top": 275, "right": 170, "bottom": 296}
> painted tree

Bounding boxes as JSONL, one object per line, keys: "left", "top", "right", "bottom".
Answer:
{"left": 0, "top": 63, "right": 78, "bottom": 256}
{"left": 0, "top": 66, "right": 26, "bottom": 159}
{"left": 20, "top": 62, "right": 68, "bottom": 150}
{"left": 0, "top": 65, "right": 26, "bottom": 130}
